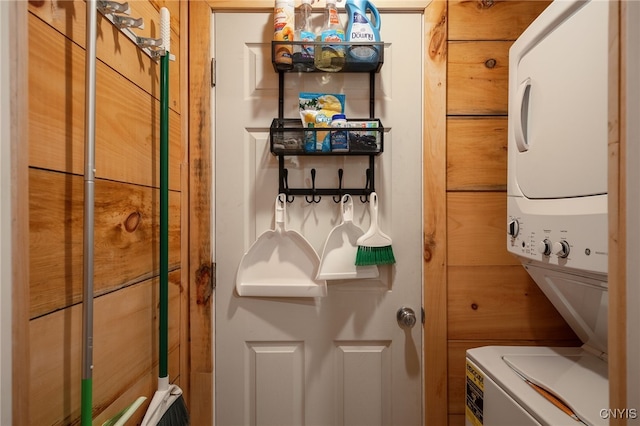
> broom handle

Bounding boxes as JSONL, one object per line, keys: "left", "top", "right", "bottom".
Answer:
{"left": 159, "top": 6, "right": 171, "bottom": 382}
{"left": 82, "top": 0, "right": 97, "bottom": 423}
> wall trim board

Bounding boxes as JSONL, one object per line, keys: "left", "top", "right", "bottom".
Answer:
{"left": 608, "top": 1, "right": 626, "bottom": 423}
{"left": 424, "top": 1, "right": 448, "bottom": 425}
{"left": 6, "top": 2, "right": 30, "bottom": 425}
{"left": 187, "top": 2, "right": 214, "bottom": 426}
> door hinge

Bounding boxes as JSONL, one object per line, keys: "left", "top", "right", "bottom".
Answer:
{"left": 421, "top": 307, "right": 425, "bottom": 324}
{"left": 211, "top": 58, "right": 216, "bottom": 87}
{"left": 211, "top": 262, "right": 216, "bottom": 290}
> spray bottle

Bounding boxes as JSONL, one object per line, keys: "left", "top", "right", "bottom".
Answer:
{"left": 345, "top": 0, "right": 381, "bottom": 68}
{"left": 315, "top": 0, "right": 345, "bottom": 72}
{"left": 294, "top": 0, "right": 315, "bottom": 71}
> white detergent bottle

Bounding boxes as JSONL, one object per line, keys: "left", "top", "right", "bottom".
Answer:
{"left": 345, "top": 0, "right": 381, "bottom": 69}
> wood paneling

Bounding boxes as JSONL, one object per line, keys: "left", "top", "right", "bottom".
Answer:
{"left": 28, "top": 0, "right": 181, "bottom": 113}
{"left": 449, "top": 413, "right": 465, "bottom": 426}
{"left": 448, "top": 1, "right": 551, "bottom": 41}
{"left": 444, "top": 5, "right": 571, "bottom": 421}
{"left": 28, "top": 14, "right": 181, "bottom": 190}
{"left": 188, "top": 2, "right": 214, "bottom": 425}
{"left": 27, "top": 1, "right": 188, "bottom": 421}
{"left": 29, "top": 274, "right": 182, "bottom": 425}
{"left": 447, "top": 41, "right": 511, "bottom": 115}
{"left": 29, "top": 168, "right": 181, "bottom": 319}
{"left": 447, "top": 266, "right": 578, "bottom": 341}
{"left": 424, "top": 1, "right": 449, "bottom": 425}
{"left": 447, "top": 117, "right": 507, "bottom": 191}
{"left": 447, "top": 192, "right": 519, "bottom": 266}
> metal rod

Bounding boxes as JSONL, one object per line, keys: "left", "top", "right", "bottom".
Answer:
{"left": 278, "top": 72, "right": 285, "bottom": 120}
{"left": 369, "top": 71, "right": 375, "bottom": 118}
{"left": 81, "top": 1, "right": 97, "bottom": 424}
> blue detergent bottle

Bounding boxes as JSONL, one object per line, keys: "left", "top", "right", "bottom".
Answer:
{"left": 345, "top": 0, "right": 381, "bottom": 69}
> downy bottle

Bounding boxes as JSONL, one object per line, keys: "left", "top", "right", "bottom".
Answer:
{"left": 294, "top": 0, "right": 315, "bottom": 71}
{"left": 345, "top": 0, "right": 381, "bottom": 69}
{"left": 315, "top": 0, "right": 345, "bottom": 72}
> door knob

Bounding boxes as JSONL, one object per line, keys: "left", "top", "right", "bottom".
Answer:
{"left": 397, "top": 307, "right": 417, "bottom": 328}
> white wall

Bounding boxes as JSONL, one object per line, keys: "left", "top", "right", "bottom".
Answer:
{"left": 0, "top": 1, "right": 13, "bottom": 424}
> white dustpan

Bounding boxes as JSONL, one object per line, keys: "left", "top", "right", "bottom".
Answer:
{"left": 236, "top": 194, "right": 327, "bottom": 297}
{"left": 316, "top": 194, "right": 379, "bottom": 280}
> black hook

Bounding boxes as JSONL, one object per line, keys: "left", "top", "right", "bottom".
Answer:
{"left": 282, "top": 169, "right": 295, "bottom": 203}
{"left": 333, "top": 169, "right": 344, "bottom": 203}
{"left": 360, "top": 168, "right": 371, "bottom": 203}
{"left": 305, "top": 169, "right": 321, "bottom": 203}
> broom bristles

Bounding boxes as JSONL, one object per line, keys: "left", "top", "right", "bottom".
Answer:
{"left": 355, "top": 245, "right": 396, "bottom": 266}
{"left": 157, "top": 394, "right": 189, "bottom": 426}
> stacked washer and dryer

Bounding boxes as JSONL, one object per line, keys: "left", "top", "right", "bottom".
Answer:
{"left": 465, "top": 1, "right": 611, "bottom": 425}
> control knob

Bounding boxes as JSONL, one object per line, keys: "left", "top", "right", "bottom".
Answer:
{"left": 553, "top": 240, "right": 570, "bottom": 258}
{"left": 508, "top": 219, "right": 520, "bottom": 238}
{"left": 537, "top": 239, "right": 552, "bottom": 256}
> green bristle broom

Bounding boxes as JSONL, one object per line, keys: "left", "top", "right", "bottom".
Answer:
{"left": 140, "top": 7, "right": 189, "bottom": 426}
{"left": 355, "top": 192, "right": 396, "bottom": 266}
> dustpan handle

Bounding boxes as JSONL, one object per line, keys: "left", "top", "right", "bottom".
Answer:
{"left": 341, "top": 194, "right": 354, "bottom": 222}
{"left": 276, "top": 193, "right": 286, "bottom": 231}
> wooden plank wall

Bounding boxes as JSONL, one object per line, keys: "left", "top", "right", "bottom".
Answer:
{"left": 444, "top": 1, "right": 581, "bottom": 425}
{"left": 27, "top": 1, "right": 187, "bottom": 424}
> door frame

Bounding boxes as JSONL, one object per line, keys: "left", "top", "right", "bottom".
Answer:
{"left": 4, "top": 2, "right": 29, "bottom": 425}
{"left": 188, "top": 1, "right": 447, "bottom": 425}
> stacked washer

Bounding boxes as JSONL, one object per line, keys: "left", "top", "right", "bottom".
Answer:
{"left": 466, "top": 1, "right": 610, "bottom": 425}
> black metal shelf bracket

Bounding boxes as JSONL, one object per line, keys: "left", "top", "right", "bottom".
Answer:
{"left": 278, "top": 161, "right": 374, "bottom": 203}
{"left": 272, "top": 41, "right": 383, "bottom": 203}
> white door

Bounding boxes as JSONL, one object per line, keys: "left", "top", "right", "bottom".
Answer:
{"left": 214, "top": 9, "right": 423, "bottom": 426}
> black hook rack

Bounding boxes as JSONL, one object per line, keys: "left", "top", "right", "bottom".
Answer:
{"left": 305, "top": 169, "right": 322, "bottom": 203}
{"left": 333, "top": 169, "right": 344, "bottom": 203}
{"left": 271, "top": 41, "right": 384, "bottom": 204}
{"left": 278, "top": 159, "right": 375, "bottom": 203}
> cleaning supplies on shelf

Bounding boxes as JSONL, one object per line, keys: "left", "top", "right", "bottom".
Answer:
{"left": 348, "top": 120, "right": 381, "bottom": 152}
{"left": 330, "top": 114, "right": 349, "bottom": 152}
{"left": 294, "top": 0, "right": 315, "bottom": 71}
{"left": 345, "top": 0, "right": 381, "bottom": 69}
{"left": 315, "top": 0, "right": 345, "bottom": 72}
{"left": 299, "top": 92, "right": 346, "bottom": 152}
{"left": 274, "top": 0, "right": 295, "bottom": 65}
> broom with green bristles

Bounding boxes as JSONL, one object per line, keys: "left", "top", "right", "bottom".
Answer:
{"left": 140, "top": 7, "right": 189, "bottom": 426}
{"left": 355, "top": 192, "right": 396, "bottom": 266}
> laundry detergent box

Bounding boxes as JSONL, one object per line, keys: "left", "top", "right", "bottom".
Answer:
{"left": 347, "top": 119, "right": 382, "bottom": 152}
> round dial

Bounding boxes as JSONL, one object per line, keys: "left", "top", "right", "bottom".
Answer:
{"left": 553, "top": 240, "right": 570, "bottom": 258}
{"left": 537, "top": 239, "right": 552, "bottom": 256}
{"left": 508, "top": 219, "right": 520, "bottom": 238}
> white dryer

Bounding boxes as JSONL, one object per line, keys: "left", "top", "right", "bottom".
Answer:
{"left": 466, "top": 1, "right": 610, "bottom": 425}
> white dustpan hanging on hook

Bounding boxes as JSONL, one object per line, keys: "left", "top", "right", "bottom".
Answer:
{"left": 236, "top": 194, "right": 327, "bottom": 297}
{"left": 316, "top": 194, "right": 379, "bottom": 280}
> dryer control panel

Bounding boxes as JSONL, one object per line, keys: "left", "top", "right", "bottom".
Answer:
{"left": 507, "top": 195, "right": 608, "bottom": 275}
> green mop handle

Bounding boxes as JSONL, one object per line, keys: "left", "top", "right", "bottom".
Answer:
{"left": 159, "top": 6, "right": 170, "bottom": 382}
{"left": 82, "top": 1, "right": 97, "bottom": 424}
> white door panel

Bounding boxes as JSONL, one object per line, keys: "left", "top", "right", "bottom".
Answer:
{"left": 215, "top": 11, "right": 423, "bottom": 426}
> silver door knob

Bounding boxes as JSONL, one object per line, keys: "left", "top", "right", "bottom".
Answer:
{"left": 397, "top": 307, "right": 417, "bottom": 328}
